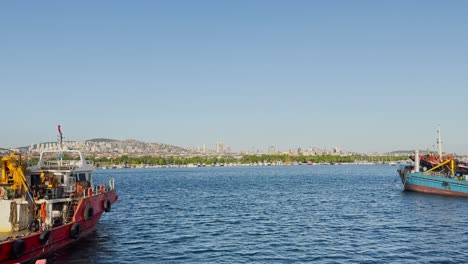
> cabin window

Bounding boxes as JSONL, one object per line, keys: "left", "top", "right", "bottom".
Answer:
{"left": 78, "top": 173, "right": 86, "bottom": 182}
{"left": 31, "top": 174, "right": 41, "bottom": 186}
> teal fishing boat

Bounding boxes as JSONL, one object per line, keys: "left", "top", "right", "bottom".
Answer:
{"left": 398, "top": 128, "right": 468, "bottom": 197}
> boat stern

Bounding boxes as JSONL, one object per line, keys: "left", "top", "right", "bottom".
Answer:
{"left": 0, "top": 199, "right": 35, "bottom": 233}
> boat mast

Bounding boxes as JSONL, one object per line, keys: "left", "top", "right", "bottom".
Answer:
{"left": 414, "top": 149, "right": 420, "bottom": 172}
{"left": 437, "top": 126, "right": 443, "bottom": 161}
{"left": 58, "top": 125, "right": 63, "bottom": 149}
{"left": 58, "top": 124, "right": 63, "bottom": 165}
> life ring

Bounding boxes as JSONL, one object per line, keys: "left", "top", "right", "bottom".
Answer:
{"left": 28, "top": 219, "right": 40, "bottom": 232}
{"left": 103, "top": 199, "right": 111, "bottom": 212}
{"left": 87, "top": 188, "right": 93, "bottom": 197}
{"left": 70, "top": 223, "right": 81, "bottom": 239}
{"left": 84, "top": 206, "right": 94, "bottom": 221}
{"left": 0, "top": 186, "right": 5, "bottom": 198}
{"left": 39, "top": 229, "right": 51, "bottom": 244}
{"left": 10, "top": 239, "right": 25, "bottom": 258}
{"left": 99, "top": 185, "right": 106, "bottom": 194}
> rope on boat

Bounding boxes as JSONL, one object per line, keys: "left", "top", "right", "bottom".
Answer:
{"left": 402, "top": 170, "right": 408, "bottom": 187}
{"left": 42, "top": 233, "right": 50, "bottom": 253}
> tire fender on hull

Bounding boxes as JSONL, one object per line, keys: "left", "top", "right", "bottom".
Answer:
{"left": 70, "top": 223, "right": 81, "bottom": 239}
{"left": 103, "top": 199, "right": 111, "bottom": 212}
{"left": 39, "top": 229, "right": 51, "bottom": 244}
{"left": 11, "top": 239, "right": 25, "bottom": 258}
{"left": 28, "top": 219, "right": 40, "bottom": 232}
{"left": 84, "top": 206, "right": 94, "bottom": 221}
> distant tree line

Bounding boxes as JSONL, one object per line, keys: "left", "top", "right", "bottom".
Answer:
{"left": 87, "top": 154, "right": 409, "bottom": 166}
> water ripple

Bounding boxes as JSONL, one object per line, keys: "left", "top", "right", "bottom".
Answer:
{"left": 48, "top": 165, "right": 468, "bottom": 263}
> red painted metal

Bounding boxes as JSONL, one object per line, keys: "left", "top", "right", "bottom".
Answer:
{"left": 404, "top": 183, "right": 468, "bottom": 198}
{"left": 0, "top": 190, "right": 118, "bottom": 264}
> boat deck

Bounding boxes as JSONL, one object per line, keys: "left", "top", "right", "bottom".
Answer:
{"left": 0, "top": 230, "right": 29, "bottom": 242}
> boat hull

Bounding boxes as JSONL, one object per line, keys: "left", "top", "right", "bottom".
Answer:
{"left": 399, "top": 169, "right": 468, "bottom": 197}
{"left": 0, "top": 190, "right": 118, "bottom": 264}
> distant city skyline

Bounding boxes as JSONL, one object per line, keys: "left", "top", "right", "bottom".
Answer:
{"left": 17, "top": 138, "right": 400, "bottom": 158}
{"left": 1, "top": 1, "right": 468, "bottom": 155}
{"left": 3, "top": 136, "right": 460, "bottom": 157}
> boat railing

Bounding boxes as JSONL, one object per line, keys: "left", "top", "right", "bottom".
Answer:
{"left": 109, "top": 178, "right": 115, "bottom": 190}
{"left": 93, "top": 184, "right": 102, "bottom": 194}
{"left": 43, "top": 188, "right": 59, "bottom": 199}
{"left": 42, "top": 160, "right": 78, "bottom": 170}
{"left": 425, "top": 171, "right": 449, "bottom": 177}
{"left": 84, "top": 187, "right": 93, "bottom": 198}
{"left": 82, "top": 180, "right": 114, "bottom": 197}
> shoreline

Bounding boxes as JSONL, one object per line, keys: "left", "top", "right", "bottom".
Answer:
{"left": 97, "top": 161, "right": 408, "bottom": 170}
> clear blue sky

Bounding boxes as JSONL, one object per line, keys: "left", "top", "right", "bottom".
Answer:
{"left": 1, "top": 1, "right": 468, "bottom": 154}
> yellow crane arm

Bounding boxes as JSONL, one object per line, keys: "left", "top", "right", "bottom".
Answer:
{"left": 1, "top": 153, "right": 29, "bottom": 191}
{"left": 423, "top": 159, "right": 455, "bottom": 175}
{"left": 13, "top": 169, "right": 29, "bottom": 191}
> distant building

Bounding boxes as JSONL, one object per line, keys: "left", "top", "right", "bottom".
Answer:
{"left": 268, "top": 145, "right": 276, "bottom": 155}
{"left": 216, "top": 142, "right": 223, "bottom": 154}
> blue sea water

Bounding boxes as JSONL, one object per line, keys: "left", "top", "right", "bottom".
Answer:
{"left": 49, "top": 165, "right": 468, "bottom": 263}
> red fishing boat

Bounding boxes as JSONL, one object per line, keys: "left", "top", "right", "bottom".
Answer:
{"left": 0, "top": 127, "right": 118, "bottom": 263}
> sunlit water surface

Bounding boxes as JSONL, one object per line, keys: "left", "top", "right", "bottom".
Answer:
{"left": 46, "top": 165, "right": 468, "bottom": 263}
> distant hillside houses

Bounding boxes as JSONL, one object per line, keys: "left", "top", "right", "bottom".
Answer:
{"left": 301, "top": 146, "right": 349, "bottom": 156}
{"left": 8, "top": 139, "right": 427, "bottom": 158}
{"left": 26, "top": 139, "right": 193, "bottom": 157}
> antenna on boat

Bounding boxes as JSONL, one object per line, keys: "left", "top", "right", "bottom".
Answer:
{"left": 58, "top": 124, "right": 63, "bottom": 165}
{"left": 437, "top": 126, "right": 443, "bottom": 161}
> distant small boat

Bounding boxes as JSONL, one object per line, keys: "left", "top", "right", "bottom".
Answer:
{"left": 398, "top": 128, "right": 468, "bottom": 197}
